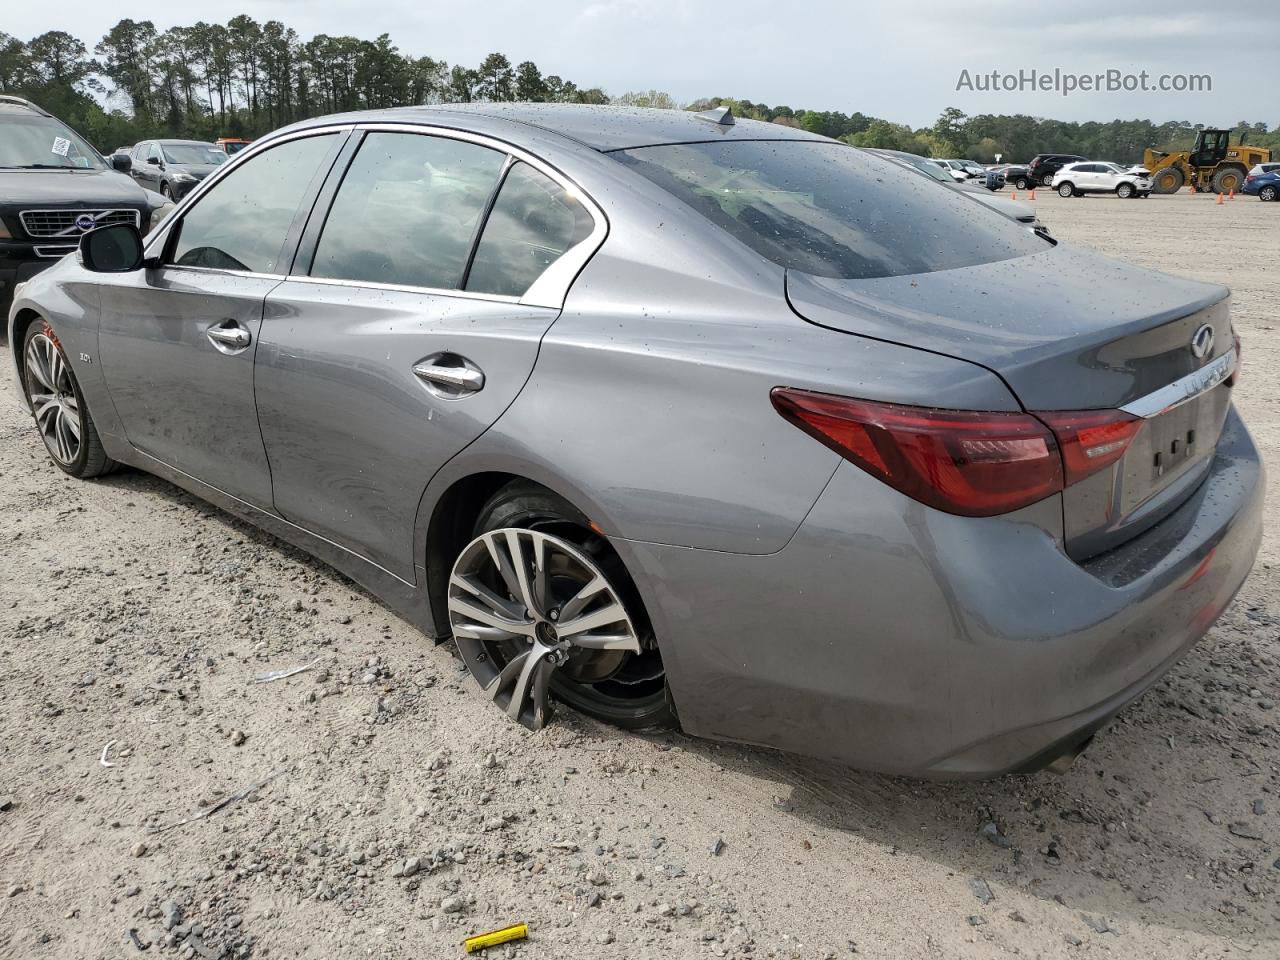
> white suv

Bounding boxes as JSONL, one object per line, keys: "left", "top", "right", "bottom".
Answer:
{"left": 1052, "top": 162, "right": 1152, "bottom": 199}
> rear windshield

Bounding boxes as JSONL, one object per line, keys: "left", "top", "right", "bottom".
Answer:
{"left": 0, "top": 114, "right": 105, "bottom": 170}
{"left": 614, "top": 141, "right": 1044, "bottom": 280}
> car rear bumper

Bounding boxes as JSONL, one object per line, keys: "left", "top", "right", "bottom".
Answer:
{"left": 616, "top": 405, "right": 1263, "bottom": 778}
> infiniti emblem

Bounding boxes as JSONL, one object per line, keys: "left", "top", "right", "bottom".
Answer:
{"left": 1190, "top": 323, "right": 1215, "bottom": 360}
{"left": 74, "top": 213, "right": 97, "bottom": 232}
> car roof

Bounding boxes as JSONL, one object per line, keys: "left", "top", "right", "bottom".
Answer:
{"left": 282, "top": 103, "right": 830, "bottom": 152}
{"left": 154, "top": 139, "right": 218, "bottom": 146}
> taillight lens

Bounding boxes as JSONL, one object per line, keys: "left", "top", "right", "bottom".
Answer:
{"left": 771, "top": 388, "right": 1062, "bottom": 517}
{"left": 772, "top": 388, "right": 1147, "bottom": 518}
{"left": 1033, "top": 409, "right": 1143, "bottom": 486}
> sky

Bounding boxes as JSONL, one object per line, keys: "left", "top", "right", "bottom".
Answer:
{"left": 6, "top": 0, "right": 1277, "bottom": 128}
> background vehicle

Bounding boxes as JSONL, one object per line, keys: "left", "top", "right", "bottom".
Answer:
{"left": 1027, "top": 153, "right": 1086, "bottom": 186}
{"left": 1145, "top": 129, "right": 1272, "bottom": 195}
{"left": 1242, "top": 167, "right": 1280, "bottom": 201}
{"left": 1052, "top": 162, "right": 1152, "bottom": 198}
{"left": 129, "top": 139, "right": 228, "bottom": 199}
{"left": 866, "top": 148, "right": 1043, "bottom": 229}
{"left": 216, "top": 137, "right": 252, "bottom": 156}
{"left": 0, "top": 95, "right": 161, "bottom": 317}
{"left": 9, "top": 105, "right": 1258, "bottom": 780}
{"left": 993, "top": 163, "right": 1031, "bottom": 189}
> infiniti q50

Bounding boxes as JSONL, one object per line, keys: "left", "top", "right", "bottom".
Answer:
{"left": 7, "top": 104, "right": 1262, "bottom": 777}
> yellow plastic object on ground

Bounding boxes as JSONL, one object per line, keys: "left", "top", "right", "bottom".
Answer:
{"left": 463, "top": 923, "right": 529, "bottom": 953}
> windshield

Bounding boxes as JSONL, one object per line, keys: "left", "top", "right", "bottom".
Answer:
{"left": 879, "top": 152, "right": 953, "bottom": 184}
{"left": 223, "top": 141, "right": 249, "bottom": 155}
{"left": 0, "top": 116, "right": 105, "bottom": 170}
{"left": 615, "top": 140, "right": 1044, "bottom": 280}
{"left": 162, "top": 143, "right": 227, "bottom": 165}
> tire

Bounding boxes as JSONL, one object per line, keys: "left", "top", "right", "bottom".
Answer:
{"left": 1211, "top": 167, "right": 1246, "bottom": 195}
{"left": 1040, "top": 172, "right": 1054, "bottom": 187}
{"left": 1261, "top": 185, "right": 1278, "bottom": 202}
{"left": 1014, "top": 176, "right": 1030, "bottom": 190}
{"left": 1152, "top": 167, "right": 1184, "bottom": 194}
{"left": 21, "top": 321, "right": 118, "bottom": 479}
{"left": 452, "top": 481, "right": 677, "bottom": 731}
{"left": 1058, "top": 182, "right": 1074, "bottom": 198}
{"left": 1116, "top": 182, "right": 1134, "bottom": 199}
{"left": 160, "top": 182, "right": 171, "bottom": 200}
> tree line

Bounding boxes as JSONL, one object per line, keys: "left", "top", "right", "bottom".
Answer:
{"left": 2, "top": 19, "right": 1276, "bottom": 164}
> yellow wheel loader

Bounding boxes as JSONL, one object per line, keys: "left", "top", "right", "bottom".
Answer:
{"left": 1144, "top": 129, "right": 1271, "bottom": 194}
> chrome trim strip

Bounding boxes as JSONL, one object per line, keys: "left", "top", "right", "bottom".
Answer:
{"left": 33, "top": 244, "right": 77, "bottom": 259}
{"left": 1120, "top": 348, "right": 1236, "bottom": 419}
{"left": 286, "top": 274, "right": 523, "bottom": 304}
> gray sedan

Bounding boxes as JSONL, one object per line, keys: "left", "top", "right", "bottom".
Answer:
{"left": 7, "top": 105, "right": 1262, "bottom": 778}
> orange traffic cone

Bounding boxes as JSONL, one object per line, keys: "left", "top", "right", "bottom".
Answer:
{"left": 1010, "top": 190, "right": 1017, "bottom": 200}
{"left": 1189, "top": 182, "right": 1197, "bottom": 193}
{"left": 1217, "top": 192, "right": 1224, "bottom": 205}
{"left": 1029, "top": 189, "right": 1036, "bottom": 201}
{"left": 1229, "top": 189, "right": 1235, "bottom": 201}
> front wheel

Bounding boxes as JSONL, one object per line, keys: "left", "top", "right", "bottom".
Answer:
{"left": 21, "top": 323, "right": 117, "bottom": 478}
{"left": 448, "top": 483, "right": 676, "bottom": 731}
{"left": 1040, "top": 172, "right": 1054, "bottom": 187}
{"left": 1116, "top": 182, "right": 1134, "bottom": 199}
{"left": 1014, "top": 176, "right": 1030, "bottom": 190}
{"left": 1260, "top": 185, "right": 1278, "bottom": 202}
{"left": 1058, "top": 183, "right": 1074, "bottom": 198}
{"left": 160, "top": 182, "right": 171, "bottom": 200}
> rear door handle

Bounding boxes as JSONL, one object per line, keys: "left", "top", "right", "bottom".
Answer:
{"left": 412, "top": 353, "right": 485, "bottom": 398}
{"left": 206, "top": 320, "right": 252, "bottom": 354}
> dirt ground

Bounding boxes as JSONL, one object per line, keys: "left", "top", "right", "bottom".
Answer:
{"left": 1, "top": 190, "right": 1277, "bottom": 960}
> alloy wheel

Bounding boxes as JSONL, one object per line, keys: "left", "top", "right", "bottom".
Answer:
{"left": 449, "top": 528, "right": 642, "bottom": 730}
{"left": 23, "top": 332, "right": 83, "bottom": 466}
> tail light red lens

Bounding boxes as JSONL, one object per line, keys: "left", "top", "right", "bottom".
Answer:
{"left": 771, "top": 388, "right": 1146, "bottom": 518}
{"left": 770, "top": 388, "right": 1062, "bottom": 517}
{"left": 1033, "top": 409, "right": 1143, "bottom": 486}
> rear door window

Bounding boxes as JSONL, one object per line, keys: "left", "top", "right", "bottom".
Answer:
{"left": 310, "top": 132, "right": 505, "bottom": 290}
{"left": 465, "top": 162, "right": 594, "bottom": 297}
{"left": 615, "top": 140, "right": 1044, "bottom": 280}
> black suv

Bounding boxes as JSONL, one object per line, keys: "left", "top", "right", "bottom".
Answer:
{"left": 1, "top": 96, "right": 164, "bottom": 316}
{"left": 1026, "top": 154, "right": 1086, "bottom": 187}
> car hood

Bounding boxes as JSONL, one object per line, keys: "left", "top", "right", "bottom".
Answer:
{"left": 171, "top": 163, "right": 223, "bottom": 178}
{"left": 785, "top": 244, "right": 1232, "bottom": 410}
{"left": 0, "top": 167, "right": 152, "bottom": 207}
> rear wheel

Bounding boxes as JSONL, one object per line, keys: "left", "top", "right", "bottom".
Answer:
{"left": 1058, "top": 182, "right": 1074, "bottom": 198}
{"left": 21, "top": 323, "right": 117, "bottom": 478}
{"left": 1014, "top": 176, "right": 1030, "bottom": 190}
{"left": 1152, "top": 167, "right": 1184, "bottom": 194}
{"left": 448, "top": 483, "right": 676, "bottom": 731}
{"left": 1212, "top": 166, "right": 1246, "bottom": 195}
{"left": 1039, "top": 171, "right": 1054, "bottom": 187}
{"left": 1116, "top": 182, "right": 1134, "bottom": 199}
{"left": 1261, "top": 185, "right": 1278, "bottom": 202}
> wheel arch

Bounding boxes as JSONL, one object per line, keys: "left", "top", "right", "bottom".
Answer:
{"left": 9, "top": 307, "right": 47, "bottom": 412}
{"left": 419, "top": 464, "right": 633, "bottom": 641}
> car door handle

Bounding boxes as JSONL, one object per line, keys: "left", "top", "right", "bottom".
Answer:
{"left": 412, "top": 354, "right": 485, "bottom": 398}
{"left": 206, "top": 320, "right": 252, "bottom": 353}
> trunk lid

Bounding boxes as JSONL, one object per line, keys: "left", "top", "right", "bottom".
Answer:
{"left": 786, "top": 245, "right": 1237, "bottom": 558}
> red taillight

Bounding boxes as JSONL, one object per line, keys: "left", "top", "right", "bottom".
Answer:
{"left": 1033, "top": 409, "right": 1144, "bottom": 486}
{"left": 772, "top": 388, "right": 1147, "bottom": 517}
{"left": 771, "top": 388, "right": 1062, "bottom": 517}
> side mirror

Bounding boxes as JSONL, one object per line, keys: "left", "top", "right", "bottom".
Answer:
{"left": 110, "top": 153, "right": 132, "bottom": 173}
{"left": 80, "top": 223, "right": 144, "bottom": 273}
{"left": 146, "top": 156, "right": 160, "bottom": 166}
